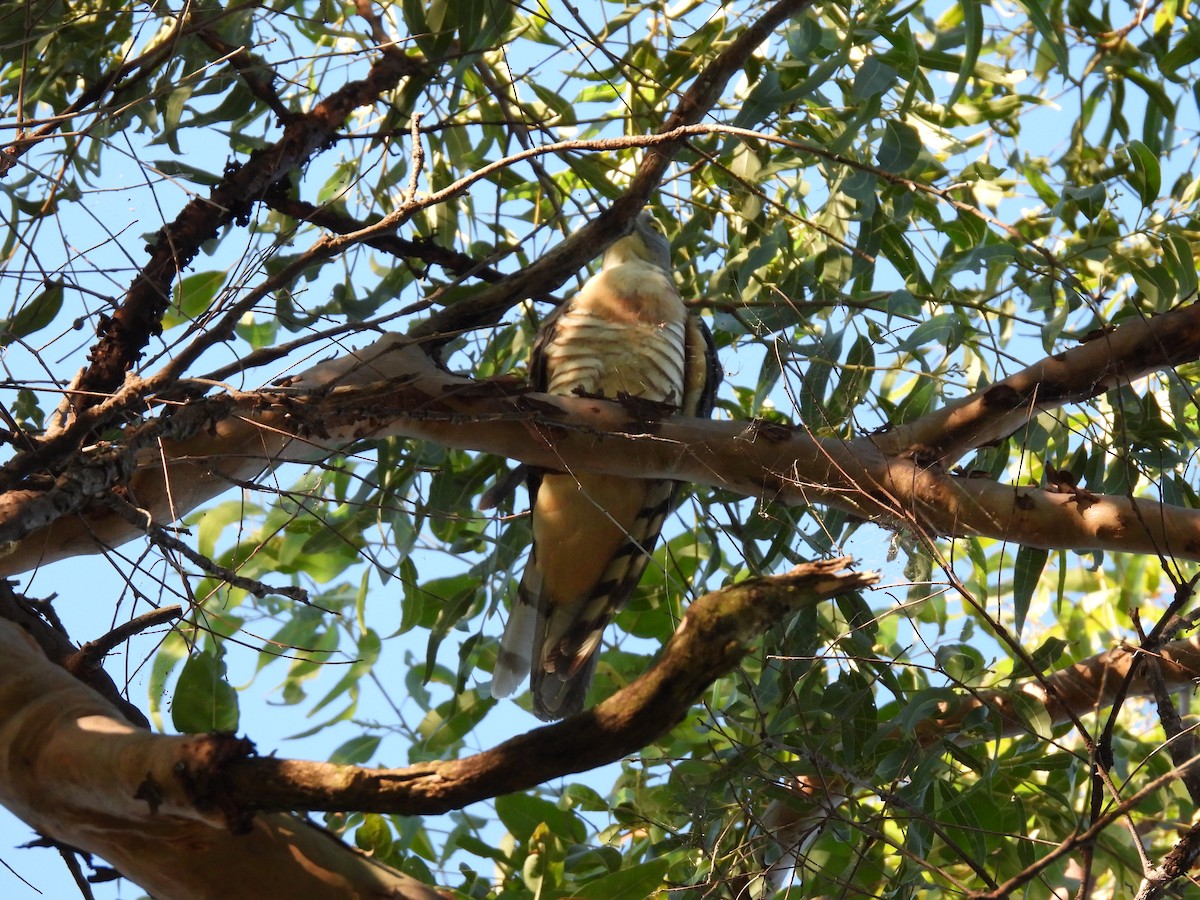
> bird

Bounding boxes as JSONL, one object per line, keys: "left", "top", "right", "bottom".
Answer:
{"left": 491, "top": 210, "right": 719, "bottom": 720}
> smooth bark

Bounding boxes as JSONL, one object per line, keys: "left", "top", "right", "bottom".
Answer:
{"left": 7, "top": 301, "right": 1200, "bottom": 575}
{"left": 0, "top": 610, "right": 442, "bottom": 899}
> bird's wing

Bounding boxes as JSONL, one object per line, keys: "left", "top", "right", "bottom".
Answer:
{"left": 491, "top": 300, "right": 569, "bottom": 702}
{"left": 478, "top": 303, "right": 567, "bottom": 513}
{"left": 684, "top": 313, "right": 721, "bottom": 418}
{"left": 491, "top": 304, "right": 562, "bottom": 701}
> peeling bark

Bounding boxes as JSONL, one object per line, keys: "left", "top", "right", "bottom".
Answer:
{"left": 4, "top": 309, "right": 1200, "bottom": 576}
{"left": 0, "top": 609, "right": 442, "bottom": 899}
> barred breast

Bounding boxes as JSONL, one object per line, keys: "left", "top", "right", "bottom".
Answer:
{"left": 544, "top": 311, "right": 688, "bottom": 404}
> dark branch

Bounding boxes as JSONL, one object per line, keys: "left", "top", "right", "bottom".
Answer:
{"left": 197, "top": 560, "right": 877, "bottom": 814}
{"left": 0, "top": 582, "right": 150, "bottom": 729}
{"left": 74, "top": 49, "right": 429, "bottom": 408}
{"left": 262, "top": 196, "right": 510, "bottom": 284}
{"left": 407, "top": 0, "right": 812, "bottom": 345}
{"left": 106, "top": 498, "right": 312, "bottom": 605}
{"left": 65, "top": 605, "right": 183, "bottom": 677}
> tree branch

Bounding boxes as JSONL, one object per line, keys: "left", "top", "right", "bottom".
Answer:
{"left": 918, "top": 633, "right": 1200, "bottom": 742}
{"left": 0, "top": 582, "right": 150, "bottom": 729}
{"left": 71, "top": 45, "right": 428, "bottom": 410}
{"left": 184, "top": 560, "right": 876, "bottom": 814}
{"left": 757, "top": 628, "right": 1200, "bottom": 896}
{"left": 0, "top": 596, "right": 442, "bottom": 900}
{"left": 7, "top": 297, "right": 1200, "bottom": 576}
{"left": 0, "top": 561, "right": 870, "bottom": 895}
{"left": 872, "top": 302, "right": 1200, "bottom": 465}
{"left": 64, "top": 605, "right": 182, "bottom": 677}
{"left": 408, "top": 0, "right": 812, "bottom": 344}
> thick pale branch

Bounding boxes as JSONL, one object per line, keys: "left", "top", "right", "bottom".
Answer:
{"left": 0, "top": 585, "right": 151, "bottom": 729}
{"left": 0, "top": 559, "right": 870, "bottom": 894}
{"left": 0, "top": 609, "right": 439, "bottom": 899}
{"left": 5, "top": 327, "right": 1200, "bottom": 575}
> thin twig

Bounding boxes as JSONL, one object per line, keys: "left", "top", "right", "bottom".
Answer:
{"left": 65, "top": 605, "right": 183, "bottom": 675}
{"left": 406, "top": 112, "right": 424, "bottom": 204}
{"left": 106, "top": 497, "right": 312, "bottom": 605}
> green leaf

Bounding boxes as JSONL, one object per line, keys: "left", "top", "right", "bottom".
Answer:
{"left": 151, "top": 160, "right": 220, "bottom": 185}
{"left": 852, "top": 58, "right": 898, "bottom": 101}
{"left": 172, "top": 650, "right": 240, "bottom": 733}
{"left": 893, "top": 688, "right": 958, "bottom": 738}
{"left": 1164, "top": 234, "right": 1198, "bottom": 302}
{"left": 529, "top": 82, "right": 577, "bottom": 126}
{"left": 876, "top": 121, "right": 920, "bottom": 173}
{"left": 573, "top": 858, "right": 670, "bottom": 899}
{"left": 2, "top": 280, "right": 63, "bottom": 346}
{"left": 496, "top": 792, "right": 587, "bottom": 844}
{"left": 309, "top": 629, "right": 381, "bottom": 715}
{"left": 148, "top": 629, "right": 189, "bottom": 731}
{"left": 1130, "top": 257, "right": 1177, "bottom": 309}
{"left": 256, "top": 607, "right": 324, "bottom": 674}
{"left": 1160, "top": 27, "right": 1200, "bottom": 80}
{"left": 457, "top": 0, "right": 515, "bottom": 51}
{"left": 12, "top": 388, "right": 43, "bottom": 431}
{"left": 563, "top": 153, "right": 622, "bottom": 199}
{"left": 733, "top": 70, "right": 788, "bottom": 127}
{"left": 1016, "top": 0, "right": 1070, "bottom": 75}
{"left": 1065, "top": 183, "right": 1105, "bottom": 220}
{"left": 355, "top": 813, "right": 393, "bottom": 855}
{"left": 234, "top": 312, "right": 278, "bottom": 348}
{"left": 165, "top": 270, "right": 225, "bottom": 329}
{"left": 935, "top": 642, "right": 986, "bottom": 686}
{"left": 454, "top": 832, "right": 511, "bottom": 862}
{"left": 1012, "top": 545, "right": 1048, "bottom": 635}
{"left": 897, "top": 313, "right": 965, "bottom": 354}
{"left": 947, "top": 0, "right": 984, "bottom": 108}
{"left": 414, "top": 690, "right": 494, "bottom": 758}
{"left": 575, "top": 83, "right": 619, "bottom": 103}
{"left": 189, "top": 499, "right": 256, "bottom": 559}
{"left": 1125, "top": 140, "right": 1160, "bottom": 208}
{"left": 402, "top": 0, "right": 454, "bottom": 57}
{"left": 330, "top": 734, "right": 381, "bottom": 765}
{"left": 1010, "top": 637, "right": 1069, "bottom": 682}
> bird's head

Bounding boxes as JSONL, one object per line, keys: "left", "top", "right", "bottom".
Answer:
{"left": 602, "top": 210, "right": 671, "bottom": 272}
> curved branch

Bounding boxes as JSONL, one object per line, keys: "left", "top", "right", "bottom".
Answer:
{"left": 408, "top": 0, "right": 812, "bottom": 343}
{"left": 193, "top": 560, "right": 876, "bottom": 814}
{"left": 0, "top": 602, "right": 440, "bottom": 899}
{"left": 873, "top": 301, "right": 1200, "bottom": 464}
{"left": 0, "top": 583, "right": 150, "bottom": 729}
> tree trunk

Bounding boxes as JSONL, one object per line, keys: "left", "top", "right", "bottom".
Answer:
{"left": 0, "top": 612, "right": 441, "bottom": 899}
